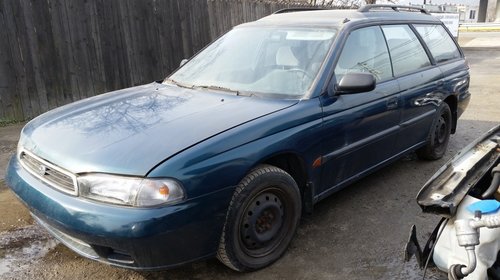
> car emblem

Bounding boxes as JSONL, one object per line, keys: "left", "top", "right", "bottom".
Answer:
{"left": 38, "top": 165, "right": 48, "bottom": 176}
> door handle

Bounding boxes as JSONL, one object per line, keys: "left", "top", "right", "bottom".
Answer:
{"left": 386, "top": 97, "right": 398, "bottom": 110}
{"left": 437, "top": 80, "right": 444, "bottom": 87}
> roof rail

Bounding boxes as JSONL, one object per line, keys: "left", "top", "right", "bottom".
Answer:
{"left": 358, "top": 4, "right": 430, "bottom": 15}
{"left": 273, "top": 7, "right": 328, "bottom": 14}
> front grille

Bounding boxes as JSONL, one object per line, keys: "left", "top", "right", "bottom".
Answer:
{"left": 19, "top": 150, "right": 78, "bottom": 195}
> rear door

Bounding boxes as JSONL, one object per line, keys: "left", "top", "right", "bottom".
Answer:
{"left": 413, "top": 24, "right": 470, "bottom": 122}
{"left": 380, "top": 24, "right": 443, "bottom": 152}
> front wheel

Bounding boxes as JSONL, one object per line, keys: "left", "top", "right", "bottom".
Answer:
{"left": 217, "top": 165, "right": 301, "bottom": 271}
{"left": 417, "top": 102, "right": 452, "bottom": 160}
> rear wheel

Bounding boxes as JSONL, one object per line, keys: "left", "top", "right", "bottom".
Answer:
{"left": 217, "top": 165, "right": 301, "bottom": 271}
{"left": 417, "top": 102, "right": 452, "bottom": 160}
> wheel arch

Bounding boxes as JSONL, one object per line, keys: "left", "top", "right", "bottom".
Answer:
{"left": 444, "top": 95, "right": 458, "bottom": 134}
{"left": 259, "top": 152, "right": 312, "bottom": 213}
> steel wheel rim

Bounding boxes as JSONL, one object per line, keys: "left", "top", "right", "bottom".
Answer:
{"left": 238, "top": 188, "right": 292, "bottom": 258}
{"left": 434, "top": 115, "right": 448, "bottom": 145}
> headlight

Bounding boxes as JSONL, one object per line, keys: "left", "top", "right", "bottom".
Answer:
{"left": 77, "top": 174, "right": 185, "bottom": 207}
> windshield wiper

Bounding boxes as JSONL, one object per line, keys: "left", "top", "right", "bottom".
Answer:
{"left": 166, "top": 81, "right": 253, "bottom": 96}
{"left": 193, "top": 85, "right": 250, "bottom": 96}
{"left": 164, "top": 78, "right": 192, "bottom": 89}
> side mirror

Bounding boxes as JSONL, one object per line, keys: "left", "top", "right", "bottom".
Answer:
{"left": 180, "top": 59, "right": 188, "bottom": 67}
{"left": 335, "top": 73, "right": 376, "bottom": 95}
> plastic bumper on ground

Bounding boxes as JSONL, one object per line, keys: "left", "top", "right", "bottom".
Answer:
{"left": 5, "top": 156, "right": 234, "bottom": 270}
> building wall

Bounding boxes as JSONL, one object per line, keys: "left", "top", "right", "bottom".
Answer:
{"left": 486, "top": 0, "right": 498, "bottom": 21}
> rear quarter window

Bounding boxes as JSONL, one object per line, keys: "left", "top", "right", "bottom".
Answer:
{"left": 414, "top": 24, "right": 461, "bottom": 63}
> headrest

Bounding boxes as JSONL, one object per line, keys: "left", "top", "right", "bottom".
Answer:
{"left": 276, "top": 46, "right": 299, "bottom": 67}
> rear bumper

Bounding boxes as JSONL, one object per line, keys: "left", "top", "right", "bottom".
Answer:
{"left": 6, "top": 155, "right": 234, "bottom": 270}
{"left": 457, "top": 90, "right": 471, "bottom": 119}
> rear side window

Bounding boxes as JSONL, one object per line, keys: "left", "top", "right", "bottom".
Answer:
{"left": 381, "top": 25, "right": 431, "bottom": 76}
{"left": 335, "top": 26, "right": 392, "bottom": 82}
{"left": 414, "top": 24, "right": 461, "bottom": 63}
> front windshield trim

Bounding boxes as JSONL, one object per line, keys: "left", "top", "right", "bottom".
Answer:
{"left": 165, "top": 25, "right": 338, "bottom": 100}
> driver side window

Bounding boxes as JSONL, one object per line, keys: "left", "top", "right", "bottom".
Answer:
{"left": 335, "top": 26, "right": 392, "bottom": 82}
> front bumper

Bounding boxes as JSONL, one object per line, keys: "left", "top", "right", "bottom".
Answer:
{"left": 6, "top": 155, "right": 234, "bottom": 270}
{"left": 417, "top": 124, "right": 499, "bottom": 217}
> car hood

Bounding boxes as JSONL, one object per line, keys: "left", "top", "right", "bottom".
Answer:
{"left": 416, "top": 124, "right": 500, "bottom": 217}
{"left": 20, "top": 82, "right": 298, "bottom": 175}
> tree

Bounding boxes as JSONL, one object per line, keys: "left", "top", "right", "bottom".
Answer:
{"left": 310, "top": 0, "right": 363, "bottom": 7}
{"left": 310, "top": 0, "right": 380, "bottom": 6}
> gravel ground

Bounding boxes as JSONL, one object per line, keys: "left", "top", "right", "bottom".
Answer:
{"left": 0, "top": 36, "right": 499, "bottom": 280}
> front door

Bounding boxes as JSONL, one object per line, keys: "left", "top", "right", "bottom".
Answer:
{"left": 318, "top": 26, "right": 401, "bottom": 197}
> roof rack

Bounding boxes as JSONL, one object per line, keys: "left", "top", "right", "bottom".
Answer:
{"left": 358, "top": 4, "right": 430, "bottom": 15}
{"left": 273, "top": 7, "right": 328, "bottom": 14}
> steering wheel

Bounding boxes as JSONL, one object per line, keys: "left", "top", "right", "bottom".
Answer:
{"left": 287, "top": 68, "right": 313, "bottom": 80}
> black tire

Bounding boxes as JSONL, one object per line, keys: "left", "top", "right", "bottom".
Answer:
{"left": 217, "top": 164, "right": 301, "bottom": 271}
{"left": 416, "top": 102, "right": 452, "bottom": 160}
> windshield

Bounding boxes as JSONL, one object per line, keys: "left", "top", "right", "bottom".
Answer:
{"left": 167, "top": 26, "right": 336, "bottom": 98}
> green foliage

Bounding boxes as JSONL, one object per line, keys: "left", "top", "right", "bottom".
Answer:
{"left": 0, "top": 118, "right": 22, "bottom": 127}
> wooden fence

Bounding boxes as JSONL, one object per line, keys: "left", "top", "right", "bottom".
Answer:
{"left": 0, "top": 0, "right": 339, "bottom": 122}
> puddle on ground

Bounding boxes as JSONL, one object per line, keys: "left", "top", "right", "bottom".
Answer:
{"left": 0, "top": 224, "right": 58, "bottom": 276}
